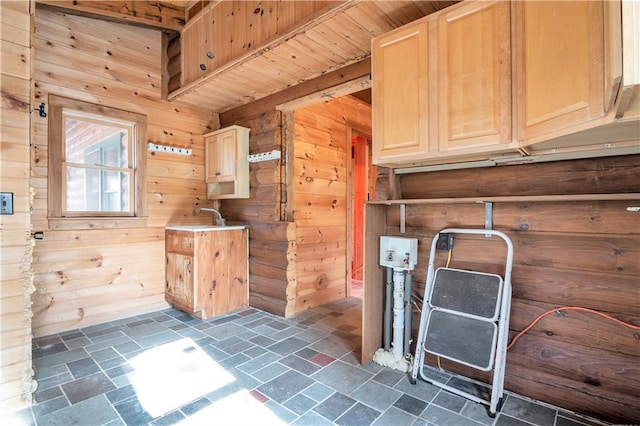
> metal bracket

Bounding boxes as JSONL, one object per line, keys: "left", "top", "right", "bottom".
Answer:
{"left": 484, "top": 202, "right": 493, "bottom": 237}
{"left": 400, "top": 204, "right": 406, "bottom": 234}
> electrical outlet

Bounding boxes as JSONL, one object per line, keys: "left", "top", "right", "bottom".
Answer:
{"left": 436, "top": 233, "right": 454, "bottom": 251}
{"left": 1, "top": 192, "right": 13, "bottom": 215}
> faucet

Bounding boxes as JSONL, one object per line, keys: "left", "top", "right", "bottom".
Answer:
{"left": 194, "top": 207, "right": 225, "bottom": 226}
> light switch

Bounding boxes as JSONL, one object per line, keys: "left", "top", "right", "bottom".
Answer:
{"left": 1, "top": 192, "right": 14, "bottom": 215}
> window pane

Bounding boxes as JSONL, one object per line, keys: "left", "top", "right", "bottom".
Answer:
{"left": 65, "top": 116, "right": 129, "bottom": 167}
{"left": 49, "top": 96, "right": 147, "bottom": 224}
{"left": 102, "top": 143, "right": 121, "bottom": 167}
{"left": 66, "top": 166, "right": 88, "bottom": 212}
{"left": 85, "top": 169, "right": 101, "bottom": 211}
{"left": 66, "top": 166, "right": 130, "bottom": 213}
{"left": 103, "top": 170, "right": 129, "bottom": 211}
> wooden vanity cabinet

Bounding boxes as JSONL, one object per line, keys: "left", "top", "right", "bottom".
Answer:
{"left": 165, "top": 228, "right": 249, "bottom": 319}
{"left": 204, "top": 125, "right": 250, "bottom": 199}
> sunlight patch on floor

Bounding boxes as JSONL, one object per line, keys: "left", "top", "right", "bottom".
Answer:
{"left": 129, "top": 338, "right": 235, "bottom": 417}
{"left": 177, "top": 391, "right": 287, "bottom": 425}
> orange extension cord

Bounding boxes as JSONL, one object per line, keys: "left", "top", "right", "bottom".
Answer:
{"left": 507, "top": 306, "right": 640, "bottom": 351}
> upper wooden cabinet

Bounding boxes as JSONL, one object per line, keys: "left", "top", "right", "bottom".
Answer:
{"left": 618, "top": 0, "right": 640, "bottom": 121}
{"left": 514, "top": 1, "right": 617, "bottom": 144}
{"left": 205, "top": 128, "right": 236, "bottom": 183}
{"left": 372, "top": 1, "right": 516, "bottom": 167}
{"left": 372, "top": 0, "right": 638, "bottom": 168}
{"left": 436, "top": 0, "right": 512, "bottom": 154}
{"left": 204, "top": 125, "right": 250, "bottom": 199}
{"left": 515, "top": 0, "right": 640, "bottom": 156}
{"left": 372, "top": 21, "right": 429, "bottom": 165}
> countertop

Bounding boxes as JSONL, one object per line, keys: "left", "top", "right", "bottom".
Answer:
{"left": 165, "top": 225, "right": 247, "bottom": 232}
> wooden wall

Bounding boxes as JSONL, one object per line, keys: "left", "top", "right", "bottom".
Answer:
{"left": 220, "top": 94, "right": 372, "bottom": 317}
{"left": 219, "top": 109, "right": 293, "bottom": 316}
{"left": 31, "top": 7, "right": 217, "bottom": 337}
{"left": 182, "top": 1, "right": 326, "bottom": 86}
{"left": 380, "top": 155, "right": 640, "bottom": 423}
{"left": 0, "top": 0, "right": 35, "bottom": 414}
{"left": 292, "top": 97, "right": 371, "bottom": 313}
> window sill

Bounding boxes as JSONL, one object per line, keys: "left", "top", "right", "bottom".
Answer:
{"left": 48, "top": 217, "right": 148, "bottom": 230}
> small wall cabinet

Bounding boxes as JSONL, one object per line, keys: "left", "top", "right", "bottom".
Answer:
{"left": 205, "top": 125, "right": 250, "bottom": 199}
{"left": 165, "top": 227, "right": 249, "bottom": 319}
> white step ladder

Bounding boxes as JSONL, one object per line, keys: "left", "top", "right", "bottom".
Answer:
{"left": 410, "top": 228, "right": 513, "bottom": 417}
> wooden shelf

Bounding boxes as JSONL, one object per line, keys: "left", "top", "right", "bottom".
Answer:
{"left": 362, "top": 192, "right": 640, "bottom": 365}
{"left": 367, "top": 193, "right": 640, "bottom": 205}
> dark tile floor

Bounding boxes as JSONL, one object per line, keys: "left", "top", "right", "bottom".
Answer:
{"left": 4, "top": 298, "right": 609, "bottom": 426}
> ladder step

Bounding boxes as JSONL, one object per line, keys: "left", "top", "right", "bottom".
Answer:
{"left": 425, "top": 310, "right": 497, "bottom": 371}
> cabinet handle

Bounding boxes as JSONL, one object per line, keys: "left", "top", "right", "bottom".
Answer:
{"left": 215, "top": 172, "right": 221, "bottom": 176}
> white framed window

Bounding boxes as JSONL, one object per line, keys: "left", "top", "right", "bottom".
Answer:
{"left": 48, "top": 95, "right": 147, "bottom": 229}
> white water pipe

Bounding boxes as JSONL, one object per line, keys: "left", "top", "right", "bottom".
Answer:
{"left": 384, "top": 267, "right": 393, "bottom": 351}
{"left": 392, "top": 268, "right": 406, "bottom": 361}
{"left": 373, "top": 267, "right": 411, "bottom": 371}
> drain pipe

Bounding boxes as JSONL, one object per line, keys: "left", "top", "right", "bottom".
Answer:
{"left": 392, "top": 267, "right": 406, "bottom": 361}
{"left": 403, "top": 271, "right": 413, "bottom": 356}
{"left": 374, "top": 237, "right": 417, "bottom": 372}
{"left": 383, "top": 267, "right": 393, "bottom": 351}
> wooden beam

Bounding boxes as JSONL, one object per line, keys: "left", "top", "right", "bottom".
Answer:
{"left": 276, "top": 75, "right": 371, "bottom": 112}
{"left": 220, "top": 57, "right": 371, "bottom": 124}
{"left": 36, "top": 1, "right": 185, "bottom": 31}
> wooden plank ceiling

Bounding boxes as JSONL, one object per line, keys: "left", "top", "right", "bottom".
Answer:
{"left": 37, "top": 0, "right": 188, "bottom": 30}
{"left": 37, "top": 1, "right": 456, "bottom": 113}
{"left": 169, "top": 1, "right": 456, "bottom": 113}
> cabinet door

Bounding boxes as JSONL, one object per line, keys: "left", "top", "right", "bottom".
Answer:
{"left": 372, "top": 20, "right": 429, "bottom": 165}
{"left": 198, "top": 229, "right": 248, "bottom": 318}
{"left": 437, "top": 1, "right": 511, "bottom": 153}
{"left": 165, "top": 231, "right": 196, "bottom": 312}
{"left": 166, "top": 253, "right": 195, "bottom": 310}
{"left": 205, "top": 129, "right": 236, "bottom": 183}
{"left": 514, "top": 1, "right": 606, "bottom": 143}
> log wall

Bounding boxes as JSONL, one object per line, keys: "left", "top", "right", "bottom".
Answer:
{"left": 31, "top": 7, "right": 217, "bottom": 337}
{"left": 220, "top": 93, "right": 371, "bottom": 317}
{"left": 292, "top": 97, "right": 372, "bottom": 313}
{"left": 165, "top": 32, "right": 181, "bottom": 95}
{"left": 219, "top": 110, "right": 293, "bottom": 316}
{"left": 0, "top": 0, "right": 35, "bottom": 414}
{"left": 381, "top": 155, "right": 640, "bottom": 423}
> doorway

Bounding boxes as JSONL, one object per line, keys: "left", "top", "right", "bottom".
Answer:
{"left": 278, "top": 83, "right": 372, "bottom": 315}
{"left": 350, "top": 131, "right": 376, "bottom": 299}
